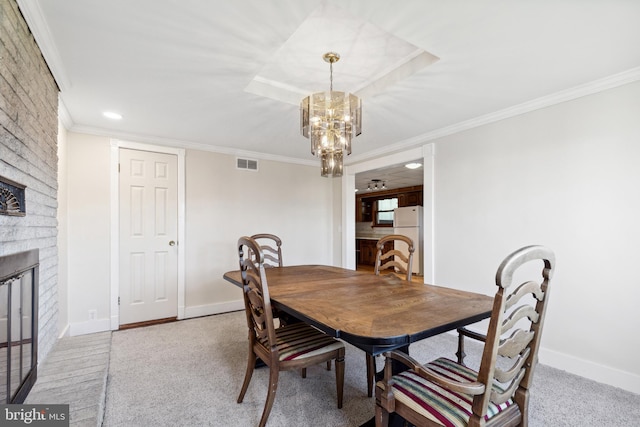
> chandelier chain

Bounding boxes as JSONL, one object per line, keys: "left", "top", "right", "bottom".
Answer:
{"left": 330, "top": 61, "right": 333, "bottom": 92}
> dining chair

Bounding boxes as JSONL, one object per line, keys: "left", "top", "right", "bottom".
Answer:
{"left": 250, "top": 233, "right": 331, "bottom": 373}
{"left": 366, "top": 234, "right": 415, "bottom": 397}
{"left": 236, "top": 236, "right": 345, "bottom": 427}
{"left": 375, "top": 245, "right": 555, "bottom": 427}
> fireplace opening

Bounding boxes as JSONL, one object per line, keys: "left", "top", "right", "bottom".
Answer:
{"left": 0, "top": 249, "right": 39, "bottom": 403}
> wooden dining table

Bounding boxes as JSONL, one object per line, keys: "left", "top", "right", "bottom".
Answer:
{"left": 223, "top": 264, "right": 493, "bottom": 357}
{"left": 224, "top": 264, "right": 493, "bottom": 426}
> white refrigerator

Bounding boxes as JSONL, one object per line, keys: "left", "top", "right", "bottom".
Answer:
{"left": 393, "top": 206, "right": 423, "bottom": 276}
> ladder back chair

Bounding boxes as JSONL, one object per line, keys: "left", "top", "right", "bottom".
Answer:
{"left": 236, "top": 236, "right": 345, "bottom": 427}
{"left": 251, "top": 233, "right": 331, "bottom": 372}
{"left": 375, "top": 245, "right": 555, "bottom": 427}
{"left": 366, "top": 234, "right": 415, "bottom": 397}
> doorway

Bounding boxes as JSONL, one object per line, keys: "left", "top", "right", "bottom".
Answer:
{"left": 110, "top": 140, "right": 185, "bottom": 330}
{"left": 355, "top": 162, "right": 424, "bottom": 273}
{"left": 343, "top": 145, "right": 434, "bottom": 282}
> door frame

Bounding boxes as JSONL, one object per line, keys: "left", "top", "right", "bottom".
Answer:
{"left": 109, "top": 139, "right": 186, "bottom": 330}
{"left": 342, "top": 144, "right": 434, "bottom": 283}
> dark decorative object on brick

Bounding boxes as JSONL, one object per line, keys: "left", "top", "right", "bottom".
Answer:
{"left": 0, "top": 175, "right": 26, "bottom": 217}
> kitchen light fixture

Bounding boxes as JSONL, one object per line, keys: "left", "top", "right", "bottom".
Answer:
{"left": 366, "top": 179, "right": 386, "bottom": 191}
{"left": 405, "top": 162, "right": 422, "bottom": 169}
{"left": 300, "top": 52, "right": 362, "bottom": 177}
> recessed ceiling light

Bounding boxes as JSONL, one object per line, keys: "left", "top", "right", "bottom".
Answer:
{"left": 103, "top": 111, "right": 122, "bottom": 120}
{"left": 405, "top": 163, "right": 422, "bottom": 169}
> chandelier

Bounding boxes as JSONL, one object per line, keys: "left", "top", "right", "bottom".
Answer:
{"left": 300, "top": 52, "right": 362, "bottom": 177}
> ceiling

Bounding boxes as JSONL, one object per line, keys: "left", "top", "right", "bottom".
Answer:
{"left": 20, "top": 1, "right": 640, "bottom": 189}
{"left": 355, "top": 162, "right": 423, "bottom": 193}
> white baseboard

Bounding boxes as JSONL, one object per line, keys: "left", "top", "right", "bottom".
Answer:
{"left": 448, "top": 328, "right": 639, "bottom": 395}
{"left": 538, "top": 347, "right": 640, "bottom": 395}
{"left": 68, "top": 301, "right": 243, "bottom": 336}
{"left": 183, "top": 300, "right": 244, "bottom": 319}
{"left": 68, "top": 318, "right": 111, "bottom": 336}
{"left": 58, "top": 324, "right": 70, "bottom": 339}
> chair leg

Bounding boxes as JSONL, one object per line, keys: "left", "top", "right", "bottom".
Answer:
{"left": 514, "top": 387, "right": 529, "bottom": 427}
{"left": 375, "top": 403, "right": 389, "bottom": 427}
{"left": 456, "top": 332, "right": 466, "bottom": 365}
{"left": 258, "top": 367, "right": 279, "bottom": 427}
{"left": 301, "top": 367, "right": 307, "bottom": 378}
{"left": 237, "top": 349, "right": 257, "bottom": 403}
{"left": 366, "top": 353, "right": 376, "bottom": 397}
{"left": 326, "top": 360, "right": 332, "bottom": 371}
{"left": 335, "top": 350, "right": 345, "bottom": 409}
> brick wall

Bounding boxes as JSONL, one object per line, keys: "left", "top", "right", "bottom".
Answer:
{"left": 1, "top": 0, "right": 60, "bottom": 359}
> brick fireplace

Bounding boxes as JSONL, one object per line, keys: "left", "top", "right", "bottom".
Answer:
{"left": 0, "top": 0, "right": 61, "bottom": 383}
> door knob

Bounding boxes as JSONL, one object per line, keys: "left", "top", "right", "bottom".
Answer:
{"left": 169, "top": 240, "right": 176, "bottom": 246}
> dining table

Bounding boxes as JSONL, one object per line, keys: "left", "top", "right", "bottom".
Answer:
{"left": 223, "top": 264, "right": 494, "bottom": 426}
{"left": 223, "top": 264, "right": 493, "bottom": 357}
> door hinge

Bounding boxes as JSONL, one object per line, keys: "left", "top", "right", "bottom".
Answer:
{"left": 118, "top": 296, "right": 120, "bottom": 305}
{"left": 118, "top": 163, "right": 120, "bottom": 173}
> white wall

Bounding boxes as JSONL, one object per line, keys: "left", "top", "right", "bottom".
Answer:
{"left": 66, "top": 133, "right": 112, "bottom": 334}
{"left": 183, "top": 149, "right": 336, "bottom": 317}
{"left": 431, "top": 81, "right": 640, "bottom": 392}
{"left": 63, "top": 134, "right": 336, "bottom": 329}
{"left": 344, "top": 80, "right": 640, "bottom": 394}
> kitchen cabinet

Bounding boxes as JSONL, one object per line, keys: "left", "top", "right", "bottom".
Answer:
{"left": 357, "top": 239, "right": 393, "bottom": 266}
{"left": 398, "top": 191, "right": 423, "bottom": 207}
{"left": 356, "top": 185, "right": 423, "bottom": 224}
{"left": 357, "top": 199, "right": 373, "bottom": 223}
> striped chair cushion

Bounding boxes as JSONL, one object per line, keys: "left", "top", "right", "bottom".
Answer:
{"left": 260, "top": 322, "right": 344, "bottom": 361}
{"left": 383, "top": 358, "right": 513, "bottom": 427}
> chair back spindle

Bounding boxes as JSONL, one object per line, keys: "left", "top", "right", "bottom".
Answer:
{"left": 250, "top": 233, "right": 283, "bottom": 268}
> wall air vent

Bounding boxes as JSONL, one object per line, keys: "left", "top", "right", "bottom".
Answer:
{"left": 236, "top": 158, "right": 258, "bottom": 171}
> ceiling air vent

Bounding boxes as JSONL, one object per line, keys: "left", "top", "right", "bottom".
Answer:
{"left": 236, "top": 157, "right": 258, "bottom": 171}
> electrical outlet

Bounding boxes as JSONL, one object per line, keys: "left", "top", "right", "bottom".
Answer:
{"left": 89, "top": 309, "right": 97, "bottom": 320}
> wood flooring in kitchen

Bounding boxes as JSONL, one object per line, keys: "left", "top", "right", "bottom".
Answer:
{"left": 355, "top": 264, "right": 424, "bottom": 284}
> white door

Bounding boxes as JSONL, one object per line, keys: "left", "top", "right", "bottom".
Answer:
{"left": 119, "top": 148, "right": 178, "bottom": 325}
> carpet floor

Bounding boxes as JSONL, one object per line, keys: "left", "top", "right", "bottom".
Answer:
{"left": 102, "top": 311, "right": 640, "bottom": 426}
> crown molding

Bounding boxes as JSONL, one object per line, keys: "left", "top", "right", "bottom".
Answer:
{"left": 69, "top": 124, "right": 317, "bottom": 167}
{"left": 17, "top": 0, "right": 71, "bottom": 91}
{"left": 57, "top": 97, "right": 73, "bottom": 130}
{"left": 347, "top": 66, "right": 640, "bottom": 165}
{"left": 71, "top": 66, "right": 640, "bottom": 170}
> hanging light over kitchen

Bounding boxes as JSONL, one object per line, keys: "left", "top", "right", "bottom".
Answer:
{"left": 300, "top": 52, "right": 362, "bottom": 177}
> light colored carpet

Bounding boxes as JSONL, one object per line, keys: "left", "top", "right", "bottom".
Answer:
{"left": 102, "top": 311, "right": 639, "bottom": 426}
